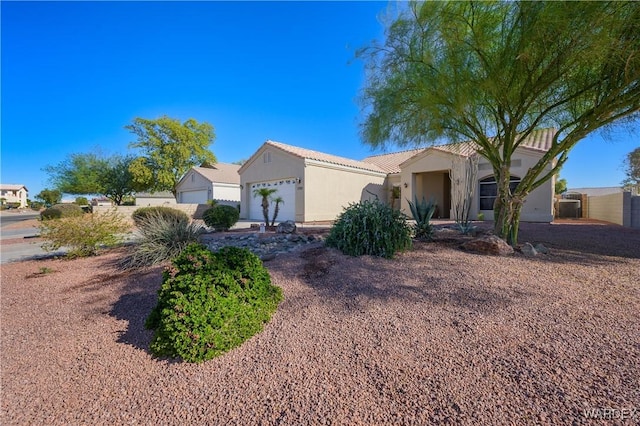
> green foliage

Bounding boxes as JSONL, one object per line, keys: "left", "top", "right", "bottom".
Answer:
{"left": 252, "top": 187, "right": 278, "bottom": 225}
{"left": 40, "top": 203, "right": 84, "bottom": 220}
{"left": 203, "top": 205, "right": 240, "bottom": 231}
{"left": 131, "top": 206, "right": 190, "bottom": 227}
{"left": 621, "top": 147, "right": 640, "bottom": 192}
{"left": 120, "top": 211, "right": 203, "bottom": 269}
{"left": 359, "top": 1, "right": 640, "bottom": 244}
{"left": 39, "top": 209, "right": 129, "bottom": 258}
{"left": 99, "top": 155, "right": 140, "bottom": 205}
{"left": 326, "top": 200, "right": 412, "bottom": 258}
{"left": 145, "top": 244, "right": 283, "bottom": 363}
{"left": 43, "top": 151, "right": 108, "bottom": 195}
{"left": 75, "top": 196, "right": 89, "bottom": 205}
{"left": 35, "top": 189, "right": 62, "bottom": 207}
{"left": 407, "top": 196, "right": 437, "bottom": 240}
{"left": 126, "top": 116, "right": 217, "bottom": 195}
{"left": 555, "top": 177, "right": 568, "bottom": 195}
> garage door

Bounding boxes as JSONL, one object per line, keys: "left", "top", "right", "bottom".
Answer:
{"left": 179, "top": 190, "right": 208, "bottom": 204}
{"left": 249, "top": 179, "right": 296, "bottom": 222}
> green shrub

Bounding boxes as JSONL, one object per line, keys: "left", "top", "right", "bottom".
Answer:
{"left": 131, "top": 206, "right": 189, "bottom": 227}
{"left": 39, "top": 209, "right": 130, "bottom": 258}
{"left": 75, "top": 196, "right": 89, "bottom": 205}
{"left": 202, "top": 205, "right": 240, "bottom": 231}
{"left": 40, "top": 203, "right": 84, "bottom": 220}
{"left": 325, "top": 200, "right": 412, "bottom": 258}
{"left": 145, "top": 244, "right": 283, "bottom": 363}
{"left": 119, "top": 211, "right": 203, "bottom": 269}
{"left": 407, "top": 196, "right": 437, "bottom": 240}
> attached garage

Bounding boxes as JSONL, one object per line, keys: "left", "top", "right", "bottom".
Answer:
{"left": 175, "top": 164, "right": 241, "bottom": 205}
{"left": 179, "top": 190, "right": 208, "bottom": 204}
{"left": 247, "top": 179, "right": 296, "bottom": 222}
{"left": 239, "top": 141, "right": 388, "bottom": 223}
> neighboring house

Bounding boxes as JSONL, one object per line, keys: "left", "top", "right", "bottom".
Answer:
{"left": 0, "top": 184, "right": 28, "bottom": 208}
{"left": 135, "top": 191, "right": 176, "bottom": 207}
{"left": 175, "top": 163, "right": 241, "bottom": 206}
{"left": 91, "top": 197, "right": 114, "bottom": 207}
{"left": 239, "top": 128, "right": 557, "bottom": 223}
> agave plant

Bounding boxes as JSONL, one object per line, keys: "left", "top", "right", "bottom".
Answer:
{"left": 407, "top": 195, "right": 437, "bottom": 240}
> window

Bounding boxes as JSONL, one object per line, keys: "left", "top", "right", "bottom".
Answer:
{"left": 478, "top": 175, "right": 520, "bottom": 210}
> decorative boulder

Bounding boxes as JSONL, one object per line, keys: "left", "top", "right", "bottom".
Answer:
{"left": 534, "top": 243, "right": 550, "bottom": 254}
{"left": 276, "top": 220, "right": 297, "bottom": 234}
{"left": 521, "top": 242, "right": 538, "bottom": 257}
{"left": 461, "top": 235, "right": 514, "bottom": 256}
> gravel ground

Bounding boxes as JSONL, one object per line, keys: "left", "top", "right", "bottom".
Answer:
{"left": 1, "top": 222, "right": 639, "bottom": 425}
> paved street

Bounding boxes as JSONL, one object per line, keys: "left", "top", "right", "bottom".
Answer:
{"left": 0, "top": 211, "right": 62, "bottom": 264}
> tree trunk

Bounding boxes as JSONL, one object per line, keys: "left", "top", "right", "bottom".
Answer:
{"left": 261, "top": 198, "right": 270, "bottom": 225}
{"left": 271, "top": 201, "right": 280, "bottom": 227}
{"left": 493, "top": 169, "right": 524, "bottom": 246}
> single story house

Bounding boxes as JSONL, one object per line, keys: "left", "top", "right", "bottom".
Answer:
{"left": 0, "top": 184, "right": 28, "bottom": 208}
{"left": 135, "top": 191, "right": 176, "bottom": 207}
{"left": 175, "top": 163, "right": 241, "bottom": 207}
{"left": 239, "top": 129, "right": 557, "bottom": 223}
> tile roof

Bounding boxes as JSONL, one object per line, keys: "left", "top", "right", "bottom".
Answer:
{"left": 266, "top": 140, "right": 387, "bottom": 174}
{"left": 364, "top": 128, "right": 556, "bottom": 172}
{"left": 0, "top": 184, "right": 28, "bottom": 191}
{"left": 194, "top": 163, "right": 241, "bottom": 184}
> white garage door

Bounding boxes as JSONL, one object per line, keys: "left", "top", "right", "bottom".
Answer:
{"left": 180, "top": 190, "right": 208, "bottom": 204}
{"left": 249, "top": 179, "right": 296, "bottom": 222}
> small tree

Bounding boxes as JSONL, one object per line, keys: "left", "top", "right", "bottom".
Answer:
{"left": 555, "top": 177, "right": 568, "bottom": 195}
{"left": 253, "top": 188, "right": 277, "bottom": 225}
{"left": 270, "top": 196, "right": 284, "bottom": 226}
{"left": 43, "top": 151, "right": 108, "bottom": 195}
{"left": 126, "top": 116, "right": 217, "bottom": 196}
{"left": 621, "top": 147, "right": 640, "bottom": 193}
{"left": 35, "top": 189, "right": 62, "bottom": 207}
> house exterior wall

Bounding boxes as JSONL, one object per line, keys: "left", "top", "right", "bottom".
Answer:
{"left": 302, "top": 161, "right": 387, "bottom": 222}
{"left": 212, "top": 183, "right": 241, "bottom": 202}
{"left": 176, "top": 169, "right": 213, "bottom": 203}
{"left": 135, "top": 196, "right": 177, "bottom": 206}
{"left": 239, "top": 146, "right": 305, "bottom": 220}
{"left": 400, "top": 148, "right": 554, "bottom": 223}
{"left": 1, "top": 187, "right": 28, "bottom": 208}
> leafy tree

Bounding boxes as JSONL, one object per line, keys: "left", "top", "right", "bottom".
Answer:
{"left": 99, "top": 155, "right": 140, "bottom": 205}
{"left": 43, "top": 152, "right": 108, "bottom": 195}
{"left": 621, "top": 147, "right": 640, "bottom": 192}
{"left": 35, "top": 189, "right": 62, "bottom": 207}
{"left": 75, "top": 196, "right": 89, "bottom": 205}
{"left": 555, "top": 177, "right": 568, "bottom": 195}
{"left": 126, "top": 116, "right": 217, "bottom": 196}
{"left": 359, "top": 1, "right": 640, "bottom": 244}
{"left": 253, "top": 188, "right": 277, "bottom": 225}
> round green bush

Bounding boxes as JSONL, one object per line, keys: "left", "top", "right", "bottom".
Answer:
{"left": 325, "top": 200, "right": 412, "bottom": 258}
{"left": 40, "top": 203, "right": 84, "bottom": 220}
{"left": 202, "top": 205, "right": 240, "bottom": 231}
{"left": 145, "top": 244, "right": 283, "bottom": 363}
{"left": 131, "top": 206, "right": 189, "bottom": 226}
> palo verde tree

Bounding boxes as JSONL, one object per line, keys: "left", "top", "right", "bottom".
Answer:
{"left": 359, "top": 1, "right": 640, "bottom": 245}
{"left": 126, "top": 116, "right": 217, "bottom": 196}
{"left": 43, "top": 152, "right": 108, "bottom": 195}
{"left": 621, "top": 146, "right": 640, "bottom": 192}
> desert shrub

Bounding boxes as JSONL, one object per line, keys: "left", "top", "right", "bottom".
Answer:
{"left": 203, "top": 205, "right": 240, "bottom": 231}
{"left": 325, "top": 200, "right": 412, "bottom": 258}
{"left": 119, "top": 211, "right": 204, "bottom": 269}
{"left": 145, "top": 244, "right": 283, "bottom": 363}
{"left": 407, "top": 196, "right": 437, "bottom": 240}
{"left": 131, "top": 206, "right": 189, "bottom": 227}
{"left": 40, "top": 203, "right": 84, "bottom": 220}
{"left": 39, "top": 209, "right": 130, "bottom": 258}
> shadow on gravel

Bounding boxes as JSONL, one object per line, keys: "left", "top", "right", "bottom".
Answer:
{"left": 106, "top": 264, "right": 163, "bottom": 352}
{"left": 293, "top": 246, "right": 528, "bottom": 314}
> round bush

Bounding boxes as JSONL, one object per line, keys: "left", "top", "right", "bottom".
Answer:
{"left": 145, "top": 244, "right": 282, "bottom": 363}
{"left": 131, "top": 206, "right": 189, "bottom": 226}
{"left": 40, "top": 203, "right": 84, "bottom": 220}
{"left": 325, "top": 200, "right": 412, "bottom": 258}
{"left": 202, "top": 205, "right": 240, "bottom": 231}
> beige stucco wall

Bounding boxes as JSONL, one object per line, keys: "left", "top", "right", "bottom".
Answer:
{"left": 1, "top": 187, "right": 28, "bottom": 208}
{"left": 135, "top": 197, "right": 177, "bottom": 207}
{"left": 400, "top": 147, "right": 554, "bottom": 223}
{"left": 400, "top": 150, "right": 455, "bottom": 217}
{"left": 302, "top": 161, "right": 387, "bottom": 222}
{"left": 587, "top": 192, "right": 627, "bottom": 226}
{"left": 239, "top": 146, "right": 305, "bottom": 221}
{"left": 212, "top": 183, "right": 241, "bottom": 202}
{"left": 94, "top": 204, "right": 210, "bottom": 224}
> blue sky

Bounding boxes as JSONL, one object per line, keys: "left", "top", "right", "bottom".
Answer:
{"left": 1, "top": 1, "right": 638, "bottom": 199}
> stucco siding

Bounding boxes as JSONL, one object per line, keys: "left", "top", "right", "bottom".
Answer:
{"left": 212, "top": 183, "right": 241, "bottom": 202}
{"left": 302, "top": 163, "right": 387, "bottom": 222}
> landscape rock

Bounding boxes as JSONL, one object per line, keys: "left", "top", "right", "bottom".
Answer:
{"left": 200, "top": 231, "right": 321, "bottom": 259}
{"left": 521, "top": 242, "right": 538, "bottom": 257}
{"left": 534, "top": 243, "right": 550, "bottom": 254}
{"left": 461, "top": 235, "right": 514, "bottom": 256}
{"left": 276, "top": 220, "right": 297, "bottom": 234}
